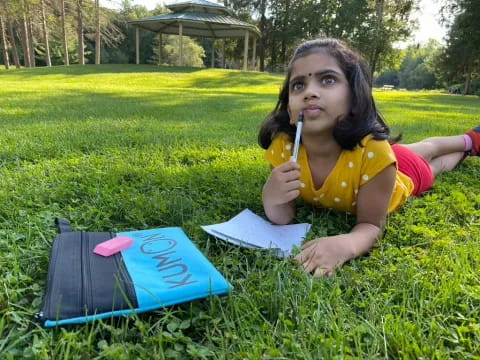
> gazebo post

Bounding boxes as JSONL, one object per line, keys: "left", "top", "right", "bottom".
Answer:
{"left": 211, "top": 39, "right": 215, "bottom": 68}
{"left": 136, "top": 27, "right": 140, "bottom": 65}
{"left": 222, "top": 39, "right": 226, "bottom": 69}
{"left": 243, "top": 30, "right": 249, "bottom": 71}
{"left": 178, "top": 21, "right": 183, "bottom": 66}
{"left": 251, "top": 37, "right": 257, "bottom": 71}
{"left": 158, "top": 33, "right": 163, "bottom": 65}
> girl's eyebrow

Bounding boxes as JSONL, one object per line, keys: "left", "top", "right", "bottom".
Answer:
{"left": 290, "top": 69, "right": 343, "bottom": 85}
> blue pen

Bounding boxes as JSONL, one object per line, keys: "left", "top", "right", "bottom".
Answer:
{"left": 292, "top": 112, "right": 304, "bottom": 162}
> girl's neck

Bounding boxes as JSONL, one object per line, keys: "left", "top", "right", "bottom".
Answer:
{"left": 301, "top": 132, "right": 342, "bottom": 159}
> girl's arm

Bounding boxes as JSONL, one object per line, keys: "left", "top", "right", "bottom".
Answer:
{"left": 262, "top": 161, "right": 302, "bottom": 225}
{"left": 295, "top": 164, "right": 396, "bottom": 276}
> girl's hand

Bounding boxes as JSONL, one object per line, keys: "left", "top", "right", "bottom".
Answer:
{"left": 294, "top": 234, "right": 356, "bottom": 277}
{"left": 262, "top": 160, "right": 302, "bottom": 207}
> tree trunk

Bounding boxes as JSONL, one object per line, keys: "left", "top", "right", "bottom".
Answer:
{"left": 270, "top": 37, "right": 277, "bottom": 72}
{"left": 0, "top": 13, "right": 10, "bottom": 70}
{"left": 8, "top": 20, "right": 21, "bottom": 68}
{"left": 370, "top": 0, "right": 385, "bottom": 76}
{"left": 60, "top": 0, "right": 69, "bottom": 66}
{"left": 26, "top": 1, "right": 36, "bottom": 68}
{"left": 464, "top": 71, "right": 472, "bottom": 95}
{"left": 280, "top": 0, "right": 290, "bottom": 70}
{"left": 40, "top": 0, "right": 52, "bottom": 67}
{"left": 370, "top": 48, "right": 381, "bottom": 77}
{"left": 258, "top": 0, "right": 266, "bottom": 72}
{"left": 76, "top": 0, "right": 84, "bottom": 65}
{"left": 20, "top": 12, "right": 31, "bottom": 67}
{"left": 95, "top": 0, "right": 100, "bottom": 65}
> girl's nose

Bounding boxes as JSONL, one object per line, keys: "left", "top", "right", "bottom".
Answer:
{"left": 303, "top": 84, "right": 320, "bottom": 100}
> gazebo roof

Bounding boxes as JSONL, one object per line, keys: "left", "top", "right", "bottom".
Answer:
{"left": 129, "top": 0, "right": 260, "bottom": 38}
{"left": 129, "top": 12, "right": 260, "bottom": 38}
{"left": 166, "top": 0, "right": 233, "bottom": 16}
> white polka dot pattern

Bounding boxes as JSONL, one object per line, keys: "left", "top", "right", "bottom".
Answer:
{"left": 264, "top": 133, "right": 413, "bottom": 215}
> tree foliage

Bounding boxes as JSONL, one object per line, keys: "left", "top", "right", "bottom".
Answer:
{"left": 2, "top": 0, "right": 475, "bottom": 93}
{"left": 376, "top": 41, "right": 441, "bottom": 90}
{"left": 438, "top": 0, "right": 480, "bottom": 94}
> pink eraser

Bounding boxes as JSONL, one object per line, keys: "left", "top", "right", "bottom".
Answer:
{"left": 93, "top": 236, "right": 134, "bottom": 257}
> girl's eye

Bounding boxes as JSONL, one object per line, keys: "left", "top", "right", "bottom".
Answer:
{"left": 291, "top": 82, "right": 305, "bottom": 92}
{"left": 322, "top": 76, "right": 336, "bottom": 85}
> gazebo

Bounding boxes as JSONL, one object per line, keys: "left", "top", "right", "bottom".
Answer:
{"left": 129, "top": 0, "right": 261, "bottom": 71}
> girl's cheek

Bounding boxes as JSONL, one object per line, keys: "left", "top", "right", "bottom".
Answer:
{"left": 287, "top": 105, "right": 294, "bottom": 125}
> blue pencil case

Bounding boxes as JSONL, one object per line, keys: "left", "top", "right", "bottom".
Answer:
{"left": 36, "top": 219, "right": 232, "bottom": 327}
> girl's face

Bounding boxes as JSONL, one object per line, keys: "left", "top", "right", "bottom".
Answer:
{"left": 288, "top": 51, "right": 352, "bottom": 136}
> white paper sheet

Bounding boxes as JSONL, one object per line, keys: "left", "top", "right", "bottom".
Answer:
{"left": 201, "top": 209, "right": 311, "bottom": 257}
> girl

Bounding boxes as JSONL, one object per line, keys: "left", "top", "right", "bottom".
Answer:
{"left": 258, "top": 38, "right": 480, "bottom": 277}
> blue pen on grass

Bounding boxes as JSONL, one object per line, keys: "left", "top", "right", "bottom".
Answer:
{"left": 292, "top": 112, "right": 304, "bottom": 162}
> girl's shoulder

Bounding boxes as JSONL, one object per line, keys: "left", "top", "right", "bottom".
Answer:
{"left": 273, "top": 132, "right": 292, "bottom": 143}
{"left": 344, "top": 134, "right": 394, "bottom": 166}
{"left": 358, "top": 134, "right": 393, "bottom": 153}
{"left": 268, "top": 132, "right": 293, "bottom": 152}
{"left": 265, "top": 132, "right": 293, "bottom": 166}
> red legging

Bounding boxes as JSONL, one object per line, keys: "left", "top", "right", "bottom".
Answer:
{"left": 391, "top": 144, "right": 435, "bottom": 196}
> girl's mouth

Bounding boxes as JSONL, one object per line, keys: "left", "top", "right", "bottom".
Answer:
{"left": 303, "top": 106, "right": 323, "bottom": 117}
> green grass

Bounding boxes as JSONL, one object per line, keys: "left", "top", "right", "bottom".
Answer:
{"left": 0, "top": 64, "right": 480, "bottom": 359}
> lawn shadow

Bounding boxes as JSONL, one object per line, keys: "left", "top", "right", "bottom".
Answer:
{"left": 0, "top": 64, "right": 206, "bottom": 78}
{"left": 187, "top": 69, "right": 283, "bottom": 89}
{"left": 0, "top": 87, "right": 277, "bottom": 164}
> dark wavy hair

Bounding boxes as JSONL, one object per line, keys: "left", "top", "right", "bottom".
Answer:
{"left": 258, "top": 38, "right": 394, "bottom": 150}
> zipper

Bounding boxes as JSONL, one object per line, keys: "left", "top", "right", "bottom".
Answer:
{"left": 81, "top": 230, "right": 92, "bottom": 314}
{"left": 112, "top": 232, "right": 138, "bottom": 308}
{"left": 34, "top": 237, "right": 61, "bottom": 323}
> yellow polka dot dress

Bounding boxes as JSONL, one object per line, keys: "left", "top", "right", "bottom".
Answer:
{"left": 265, "top": 133, "right": 414, "bottom": 214}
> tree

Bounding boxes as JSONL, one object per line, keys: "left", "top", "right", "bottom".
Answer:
{"left": 76, "top": 0, "right": 84, "bottom": 64}
{"left": 397, "top": 41, "right": 440, "bottom": 89}
{"left": 160, "top": 35, "right": 205, "bottom": 67}
{"left": 40, "top": 0, "right": 52, "bottom": 66}
{"left": 95, "top": 0, "right": 100, "bottom": 64}
{"left": 25, "top": 0, "right": 35, "bottom": 67}
{"left": 376, "top": 41, "right": 441, "bottom": 90}
{"left": 60, "top": 0, "right": 70, "bottom": 65}
{"left": 7, "top": 16, "right": 21, "bottom": 68}
{"left": 0, "top": 10, "right": 10, "bottom": 69}
{"left": 354, "top": 0, "right": 417, "bottom": 75}
{"left": 20, "top": 1, "right": 32, "bottom": 67}
{"left": 440, "top": 0, "right": 480, "bottom": 94}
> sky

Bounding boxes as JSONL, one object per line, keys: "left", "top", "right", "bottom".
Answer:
{"left": 100, "top": 0, "right": 447, "bottom": 45}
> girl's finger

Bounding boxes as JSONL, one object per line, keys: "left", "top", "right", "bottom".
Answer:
{"left": 294, "top": 247, "right": 310, "bottom": 264}
{"left": 283, "top": 169, "right": 301, "bottom": 182}
{"left": 277, "top": 160, "right": 301, "bottom": 172}
{"left": 303, "top": 256, "right": 319, "bottom": 274}
{"left": 285, "top": 180, "right": 302, "bottom": 192}
{"left": 284, "top": 189, "right": 300, "bottom": 202}
{"left": 300, "top": 239, "right": 318, "bottom": 250}
{"left": 312, "top": 266, "right": 330, "bottom": 277}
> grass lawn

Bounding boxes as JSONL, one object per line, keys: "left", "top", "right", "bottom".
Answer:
{"left": 0, "top": 65, "right": 479, "bottom": 359}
